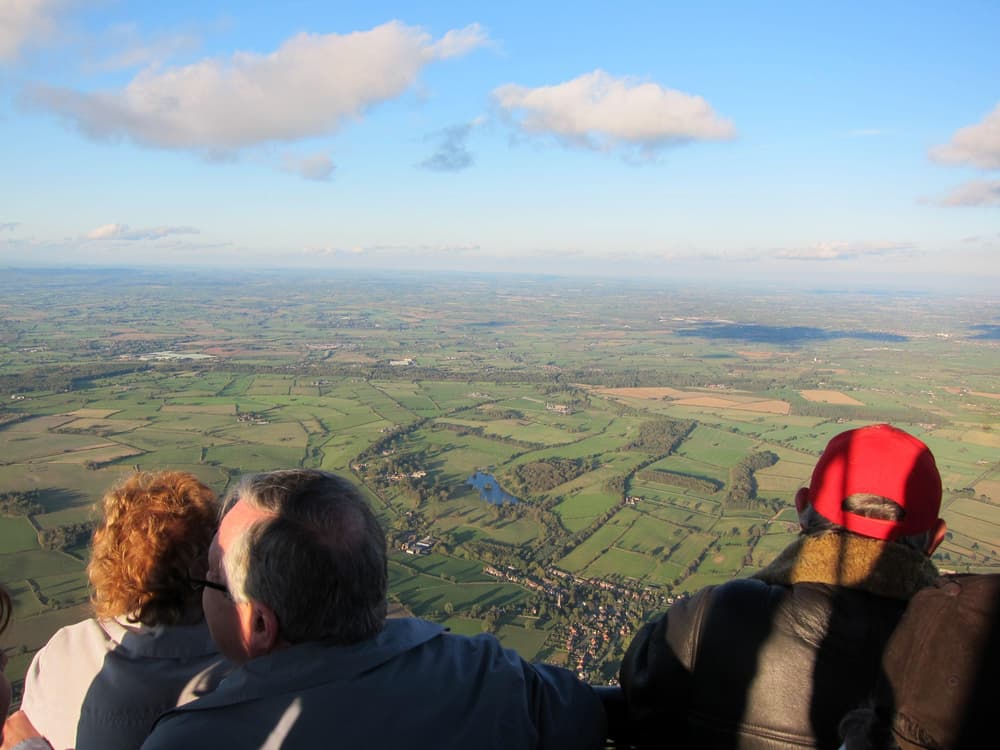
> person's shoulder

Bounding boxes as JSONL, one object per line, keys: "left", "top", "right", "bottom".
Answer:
{"left": 177, "top": 658, "right": 233, "bottom": 705}
{"left": 143, "top": 673, "right": 247, "bottom": 750}
{"left": 29, "top": 617, "right": 108, "bottom": 664}
{"left": 44, "top": 616, "right": 105, "bottom": 640}
{"left": 675, "top": 577, "right": 776, "bottom": 609}
{"left": 429, "top": 627, "right": 511, "bottom": 663}
{"left": 708, "top": 577, "right": 772, "bottom": 594}
{"left": 938, "top": 572, "right": 1000, "bottom": 599}
{"left": 442, "top": 628, "right": 504, "bottom": 646}
{"left": 876, "top": 573, "right": 1000, "bottom": 749}
{"left": 902, "top": 573, "right": 1000, "bottom": 634}
{"left": 20, "top": 619, "right": 110, "bottom": 736}
{"left": 141, "top": 709, "right": 206, "bottom": 750}
{"left": 383, "top": 616, "right": 446, "bottom": 639}
{"left": 425, "top": 627, "right": 553, "bottom": 679}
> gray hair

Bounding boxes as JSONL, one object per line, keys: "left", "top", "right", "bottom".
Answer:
{"left": 801, "top": 493, "right": 934, "bottom": 553}
{"left": 221, "top": 469, "right": 387, "bottom": 645}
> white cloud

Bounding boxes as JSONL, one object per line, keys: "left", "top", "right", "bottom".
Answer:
{"left": 938, "top": 179, "right": 1000, "bottom": 207}
{"left": 24, "top": 21, "right": 488, "bottom": 157}
{"left": 365, "top": 242, "right": 481, "bottom": 255}
{"left": 930, "top": 104, "right": 1000, "bottom": 170}
{"left": 492, "top": 69, "right": 735, "bottom": 155}
{"left": 301, "top": 245, "right": 368, "bottom": 257}
{"left": 776, "top": 241, "right": 914, "bottom": 261}
{"left": 0, "top": 232, "right": 237, "bottom": 267}
{"left": 659, "top": 250, "right": 759, "bottom": 263}
{"left": 89, "top": 23, "right": 201, "bottom": 72}
{"left": 86, "top": 223, "right": 124, "bottom": 240}
{"left": 426, "top": 24, "right": 489, "bottom": 60}
{"left": 0, "top": 0, "right": 64, "bottom": 63}
{"left": 299, "top": 242, "right": 480, "bottom": 259}
{"left": 85, "top": 223, "right": 199, "bottom": 241}
{"left": 281, "top": 152, "right": 335, "bottom": 181}
{"left": 0, "top": 222, "right": 19, "bottom": 231}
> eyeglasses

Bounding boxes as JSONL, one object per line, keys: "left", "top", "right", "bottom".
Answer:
{"left": 188, "top": 575, "right": 230, "bottom": 597}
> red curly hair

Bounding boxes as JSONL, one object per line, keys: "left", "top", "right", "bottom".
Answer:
{"left": 88, "top": 471, "right": 219, "bottom": 626}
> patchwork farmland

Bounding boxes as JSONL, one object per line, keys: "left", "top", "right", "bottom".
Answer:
{"left": 1, "top": 269, "right": 998, "bottom": 689}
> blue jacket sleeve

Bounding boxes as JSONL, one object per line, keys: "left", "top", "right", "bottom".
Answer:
{"left": 522, "top": 660, "right": 607, "bottom": 750}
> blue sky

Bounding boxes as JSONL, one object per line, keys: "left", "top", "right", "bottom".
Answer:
{"left": 1, "top": 1, "right": 998, "bottom": 289}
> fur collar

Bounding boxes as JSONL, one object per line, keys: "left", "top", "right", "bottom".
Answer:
{"left": 751, "top": 531, "right": 939, "bottom": 601}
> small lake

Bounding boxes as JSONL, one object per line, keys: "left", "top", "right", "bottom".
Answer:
{"left": 467, "top": 471, "right": 520, "bottom": 505}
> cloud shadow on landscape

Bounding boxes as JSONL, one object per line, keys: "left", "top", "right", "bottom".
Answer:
{"left": 969, "top": 325, "right": 1000, "bottom": 340}
{"left": 674, "top": 322, "right": 909, "bottom": 345}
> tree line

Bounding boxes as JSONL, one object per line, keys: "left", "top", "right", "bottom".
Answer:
{"left": 635, "top": 469, "right": 722, "bottom": 494}
{"left": 508, "top": 458, "right": 595, "bottom": 496}
{"left": 39, "top": 522, "right": 95, "bottom": 552}
{"left": 725, "top": 451, "right": 780, "bottom": 511}
{"left": 626, "top": 418, "right": 696, "bottom": 454}
{"left": 0, "top": 490, "right": 45, "bottom": 516}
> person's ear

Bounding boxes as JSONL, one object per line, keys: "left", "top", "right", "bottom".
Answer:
{"left": 237, "top": 600, "right": 281, "bottom": 659}
{"left": 926, "top": 518, "right": 947, "bottom": 556}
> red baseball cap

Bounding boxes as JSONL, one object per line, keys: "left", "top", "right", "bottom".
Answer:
{"left": 807, "top": 424, "right": 942, "bottom": 541}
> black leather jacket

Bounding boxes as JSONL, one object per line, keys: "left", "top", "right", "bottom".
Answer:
{"left": 619, "top": 533, "right": 939, "bottom": 749}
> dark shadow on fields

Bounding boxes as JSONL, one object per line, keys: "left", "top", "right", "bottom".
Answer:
{"left": 37, "top": 487, "right": 90, "bottom": 513}
{"left": 449, "top": 529, "right": 478, "bottom": 545}
{"left": 474, "top": 589, "right": 522, "bottom": 608}
{"left": 970, "top": 324, "right": 1000, "bottom": 340}
{"left": 418, "top": 593, "right": 444, "bottom": 610}
{"left": 535, "top": 644, "right": 557, "bottom": 662}
{"left": 675, "top": 322, "right": 908, "bottom": 345}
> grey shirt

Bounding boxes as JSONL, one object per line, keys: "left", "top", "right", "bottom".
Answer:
{"left": 21, "top": 617, "right": 227, "bottom": 750}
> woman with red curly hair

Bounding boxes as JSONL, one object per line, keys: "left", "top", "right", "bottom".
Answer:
{"left": 16, "top": 471, "right": 229, "bottom": 750}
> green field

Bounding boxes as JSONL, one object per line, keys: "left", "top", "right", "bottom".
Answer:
{"left": 557, "top": 523, "right": 629, "bottom": 572}
{"left": 552, "top": 490, "right": 619, "bottom": 532}
{"left": 615, "top": 514, "right": 678, "bottom": 556}
{"left": 1, "top": 549, "right": 85, "bottom": 579}
{"left": 585, "top": 547, "right": 658, "bottom": 580}
{"left": 0, "top": 517, "right": 40, "bottom": 554}
{"left": 388, "top": 560, "right": 529, "bottom": 614}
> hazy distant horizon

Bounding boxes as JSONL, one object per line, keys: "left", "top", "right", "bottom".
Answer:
{"left": 1, "top": 260, "right": 995, "bottom": 298}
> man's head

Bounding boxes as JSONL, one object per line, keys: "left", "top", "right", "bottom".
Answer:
{"left": 203, "top": 469, "right": 388, "bottom": 664}
{"left": 796, "top": 424, "right": 946, "bottom": 554}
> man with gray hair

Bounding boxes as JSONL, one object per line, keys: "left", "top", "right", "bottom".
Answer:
{"left": 141, "top": 469, "right": 606, "bottom": 749}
